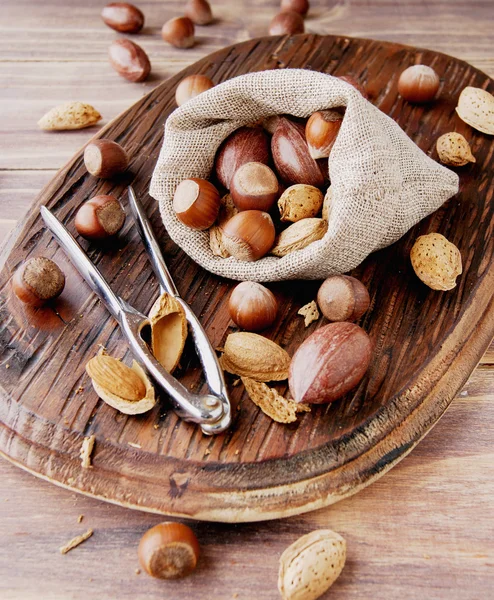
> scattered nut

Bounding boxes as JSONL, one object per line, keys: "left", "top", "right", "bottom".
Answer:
{"left": 86, "top": 350, "right": 156, "bottom": 414}
{"left": 455, "top": 86, "right": 494, "bottom": 135}
{"left": 75, "top": 195, "right": 126, "bottom": 240}
{"left": 271, "top": 218, "right": 327, "bottom": 257}
{"left": 278, "top": 529, "right": 346, "bottom": 600}
{"left": 316, "top": 275, "right": 370, "bottom": 322}
{"left": 220, "top": 332, "right": 291, "bottom": 381}
{"left": 138, "top": 522, "right": 200, "bottom": 579}
{"left": 436, "top": 132, "right": 475, "bottom": 167}
{"left": 185, "top": 0, "right": 213, "bottom": 25}
{"left": 12, "top": 257, "right": 65, "bottom": 307}
{"left": 38, "top": 102, "right": 101, "bottom": 131}
{"left": 298, "top": 300, "right": 319, "bottom": 327}
{"left": 229, "top": 281, "right": 278, "bottom": 331}
{"left": 84, "top": 139, "right": 129, "bottom": 179}
{"left": 278, "top": 184, "right": 323, "bottom": 222}
{"left": 175, "top": 74, "right": 214, "bottom": 106}
{"left": 241, "top": 377, "right": 310, "bottom": 423}
{"left": 410, "top": 233, "right": 462, "bottom": 291}
{"left": 162, "top": 16, "right": 195, "bottom": 49}
{"left": 147, "top": 292, "right": 187, "bottom": 373}
{"left": 269, "top": 11, "right": 305, "bottom": 35}
{"left": 209, "top": 194, "right": 238, "bottom": 258}
{"left": 108, "top": 38, "right": 151, "bottom": 83}
{"left": 289, "top": 322, "right": 372, "bottom": 404}
{"left": 80, "top": 435, "right": 95, "bottom": 469}
{"left": 101, "top": 2, "right": 144, "bottom": 33}
{"left": 398, "top": 65, "right": 440, "bottom": 103}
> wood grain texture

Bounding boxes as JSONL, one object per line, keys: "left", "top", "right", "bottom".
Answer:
{"left": 1, "top": 365, "right": 493, "bottom": 599}
{"left": 1, "top": 31, "right": 493, "bottom": 522}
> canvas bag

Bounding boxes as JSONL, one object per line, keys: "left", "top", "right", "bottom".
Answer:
{"left": 150, "top": 69, "right": 459, "bottom": 282}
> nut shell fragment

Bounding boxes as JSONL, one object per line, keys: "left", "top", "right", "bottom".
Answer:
{"left": 436, "top": 132, "right": 476, "bottom": 167}
{"left": 220, "top": 332, "right": 290, "bottom": 381}
{"left": 298, "top": 301, "right": 319, "bottom": 327}
{"left": 241, "top": 377, "right": 310, "bottom": 423}
{"left": 455, "top": 87, "right": 494, "bottom": 135}
{"left": 38, "top": 102, "right": 102, "bottom": 131}
{"left": 271, "top": 218, "right": 327, "bottom": 257}
{"left": 147, "top": 292, "right": 187, "bottom": 373}
{"left": 278, "top": 529, "right": 346, "bottom": 600}
{"left": 410, "top": 233, "right": 462, "bottom": 291}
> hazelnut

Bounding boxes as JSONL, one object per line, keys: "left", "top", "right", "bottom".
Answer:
{"left": 12, "top": 257, "right": 65, "bottom": 307}
{"left": 162, "top": 17, "right": 195, "bottom": 49}
{"left": 84, "top": 139, "right": 129, "bottom": 179}
{"left": 228, "top": 281, "right": 278, "bottom": 331}
{"left": 271, "top": 117, "right": 325, "bottom": 187}
{"left": 317, "top": 275, "right": 370, "bottom": 322}
{"left": 230, "top": 162, "right": 279, "bottom": 212}
{"left": 280, "top": 0, "right": 309, "bottom": 16}
{"left": 269, "top": 11, "right": 305, "bottom": 35}
{"left": 339, "top": 75, "right": 368, "bottom": 99}
{"left": 173, "top": 178, "right": 221, "bottom": 230}
{"left": 101, "top": 2, "right": 144, "bottom": 33}
{"left": 221, "top": 210, "right": 275, "bottom": 261}
{"left": 175, "top": 74, "right": 214, "bottom": 106}
{"left": 108, "top": 38, "right": 151, "bottom": 83}
{"left": 305, "top": 110, "right": 343, "bottom": 160}
{"left": 75, "top": 195, "right": 126, "bottom": 241}
{"left": 398, "top": 65, "right": 440, "bottom": 103}
{"left": 214, "top": 127, "right": 270, "bottom": 189}
{"left": 138, "top": 522, "right": 200, "bottom": 579}
{"left": 289, "top": 322, "right": 372, "bottom": 404}
{"left": 184, "top": 0, "right": 213, "bottom": 25}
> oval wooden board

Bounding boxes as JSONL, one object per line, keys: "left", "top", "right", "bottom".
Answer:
{"left": 1, "top": 34, "right": 493, "bottom": 523}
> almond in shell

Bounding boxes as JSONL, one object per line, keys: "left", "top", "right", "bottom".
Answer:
{"left": 436, "top": 132, "right": 475, "bottom": 167}
{"left": 271, "top": 218, "right": 328, "bottom": 257}
{"left": 86, "top": 350, "right": 155, "bottom": 415}
{"left": 278, "top": 529, "right": 346, "bottom": 600}
{"left": 220, "top": 332, "right": 290, "bottom": 381}
{"left": 410, "top": 233, "right": 462, "bottom": 291}
{"left": 147, "top": 292, "right": 187, "bottom": 373}
{"left": 278, "top": 185, "right": 324, "bottom": 223}
{"left": 38, "top": 102, "right": 102, "bottom": 131}
{"left": 455, "top": 86, "right": 494, "bottom": 135}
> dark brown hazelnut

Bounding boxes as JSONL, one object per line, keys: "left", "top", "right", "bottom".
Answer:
{"left": 173, "top": 178, "right": 221, "bottom": 230}
{"left": 230, "top": 162, "right": 279, "bottom": 211}
{"left": 317, "top": 275, "right": 370, "bottom": 322}
{"left": 101, "top": 2, "right": 144, "bottom": 33}
{"left": 12, "top": 257, "right": 65, "bottom": 307}
{"left": 184, "top": 0, "right": 213, "bottom": 25}
{"left": 269, "top": 11, "right": 305, "bottom": 35}
{"left": 108, "top": 38, "right": 151, "bottom": 83}
{"left": 162, "top": 17, "right": 195, "bottom": 49}
{"left": 175, "top": 74, "right": 214, "bottom": 106}
{"left": 75, "top": 195, "right": 126, "bottom": 240}
{"left": 280, "top": 0, "right": 309, "bottom": 16}
{"left": 84, "top": 139, "right": 129, "bottom": 179}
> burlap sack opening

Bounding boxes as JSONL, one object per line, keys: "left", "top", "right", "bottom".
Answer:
{"left": 150, "top": 69, "right": 459, "bottom": 282}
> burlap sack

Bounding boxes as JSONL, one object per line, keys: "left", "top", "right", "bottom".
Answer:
{"left": 150, "top": 69, "right": 459, "bottom": 282}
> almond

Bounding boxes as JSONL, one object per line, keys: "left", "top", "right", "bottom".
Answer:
{"left": 410, "top": 233, "right": 462, "bottom": 291}
{"left": 271, "top": 218, "right": 327, "bottom": 257}
{"left": 455, "top": 86, "right": 494, "bottom": 135}
{"left": 241, "top": 377, "right": 310, "bottom": 423}
{"left": 278, "top": 185, "right": 324, "bottom": 223}
{"left": 278, "top": 529, "right": 346, "bottom": 600}
{"left": 220, "top": 332, "right": 290, "bottom": 381}
{"left": 436, "top": 132, "right": 476, "bottom": 167}
{"left": 147, "top": 292, "right": 187, "bottom": 373}
{"left": 38, "top": 102, "right": 102, "bottom": 131}
{"left": 321, "top": 186, "right": 332, "bottom": 222}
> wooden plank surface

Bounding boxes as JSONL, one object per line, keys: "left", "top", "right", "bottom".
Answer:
{"left": 1, "top": 0, "right": 493, "bottom": 598}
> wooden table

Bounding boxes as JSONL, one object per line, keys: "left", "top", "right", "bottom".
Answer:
{"left": 1, "top": 1, "right": 493, "bottom": 598}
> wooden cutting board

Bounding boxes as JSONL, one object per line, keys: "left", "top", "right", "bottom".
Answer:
{"left": 1, "top": 34, "right": 493, "bottom": 523}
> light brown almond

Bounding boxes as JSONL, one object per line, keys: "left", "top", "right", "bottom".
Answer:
{"left": 147, "top": 292, "right": 187, "bottom": 373}
{"left": 436, "top": 132, "right": 476, "bottom": 166}
{"left": 86, "top": 353, "right": 146, "bottom": 401}
{"left": 220, "top": 332, "right": 290, "bottom": 381}
{"left": 38, "top": 102, "right": 102, "bottom": 131}
{"left": 455, "top": 86, "right": 494, "bottom": 135}
{"left": 410, "top": 233, "right": 462, "bottom": 291}
{"left": 271, "top": 218, "right": 327, "bottom": 257}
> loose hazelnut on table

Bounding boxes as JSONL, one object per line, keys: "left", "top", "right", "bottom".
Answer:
{"left": 184, "top": 0, "right": 213, "bottom": 25}
{"left": 12, "top": 257, "right": 65, "bottom": 307}
{"left": 162, "top": 17, "right": 195, "bottom": 49}
{"left": 269, "top": 11, "right": 305, "bottom": 36}
{"left": 398, "top": 65, "right": 440, "bottom": 103}
{"left": 228, "top": 281, "right": 278, "bottom": 331}
{"left": 175, "top": 74, "right": 214, "bottom": 106}
{"left": 101, "top": 2, "right": 145, "bottom": 33}
{"left": 138, "top": 522, "right": 200, "bottom": 579}
{"left": 84, "top": 139, "right": 129, "bottom": 179}
{"left": 108, "top": 38, "right": 151, "bottom": 83}
{"left": 75, "top": 195, "right": 126, "bottom": 241}
{"left": 173, "top": 178, "right": 221, "bottom": 230}
{"left": 280, "top": 0, "right": 310, "bottom": 17}
{"left": 221, "top": 210, "right": 276, "bottom": 261}
{"left": 230, "top": 162, "right": 279, "bottom": 211}
{"left": 316, "top": 275, "right": 370, "bottom": 322}
{"left": 214, "top": 126, "right": 270, "bottom": 189}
